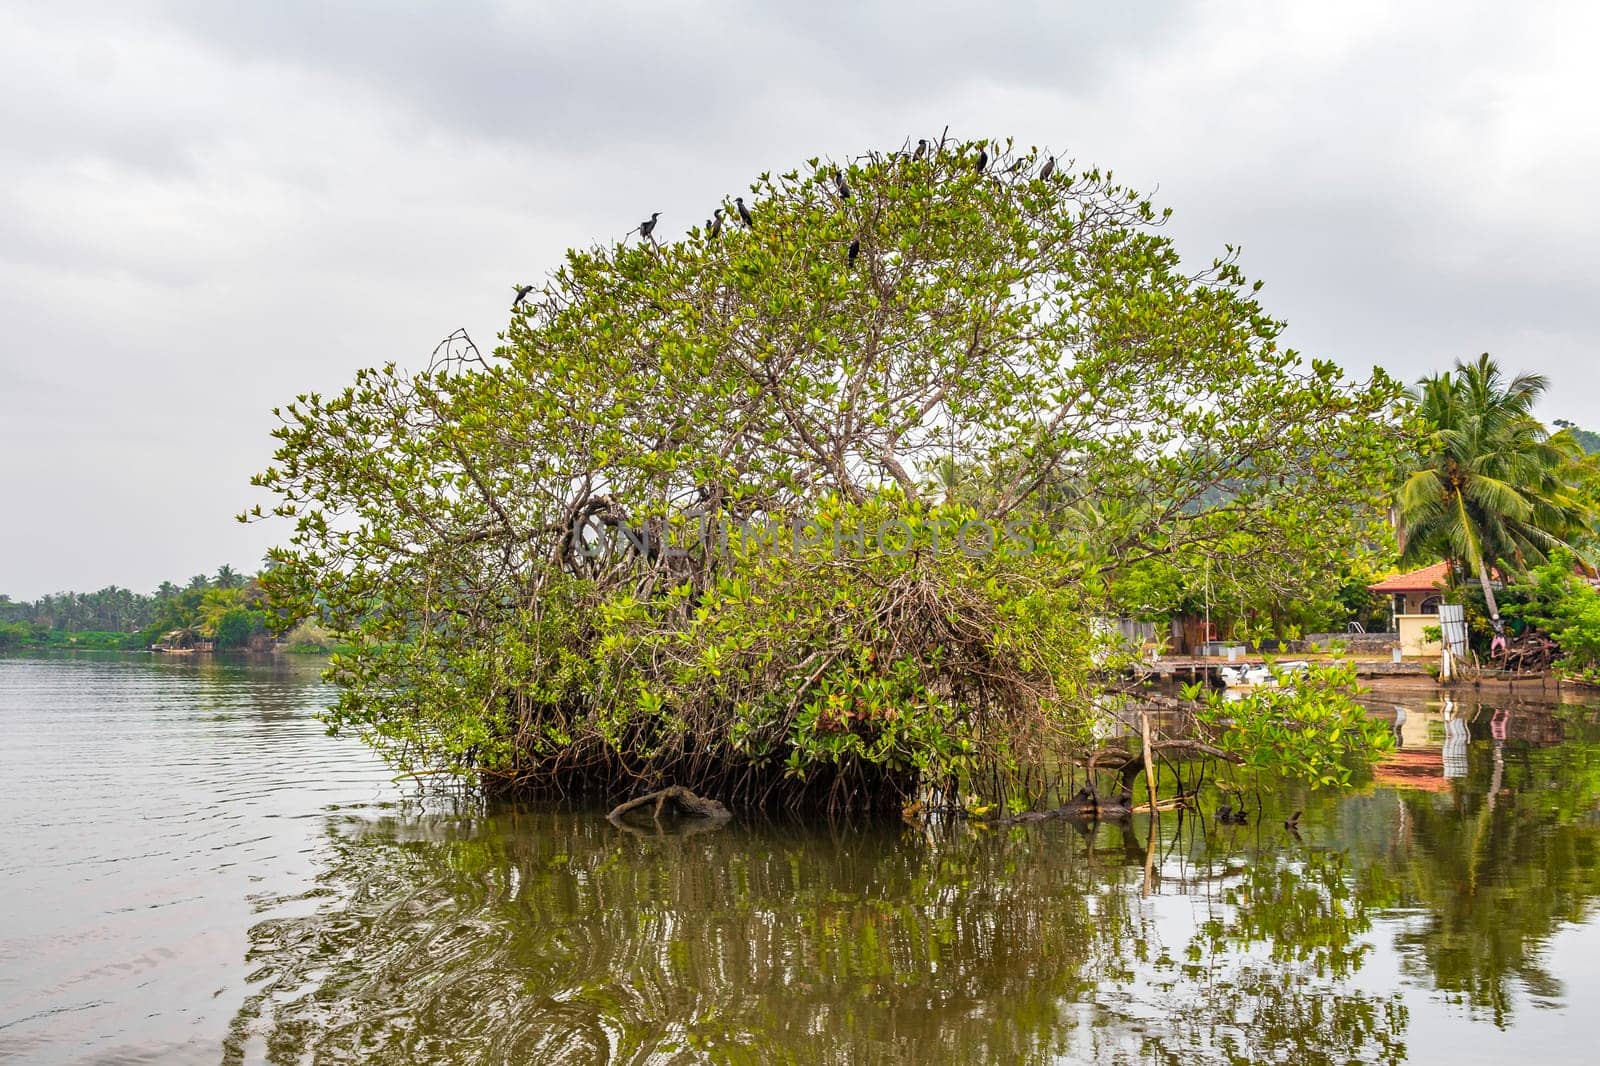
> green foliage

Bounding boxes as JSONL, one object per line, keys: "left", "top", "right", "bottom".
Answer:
{"left": 213, "top": 606, "right": 268, "bottom": 649}
{"left": 1195, "top": 662, "right": 1393, "bottom": 788}
{"left": 251, "top": 137, "right": 1402, "bottom": 808}
{"left": 1508, "top": 550, "right": 1600, "bottom": 671}
{"left": 0, "top": 621, "right": 37, "bottom": 649}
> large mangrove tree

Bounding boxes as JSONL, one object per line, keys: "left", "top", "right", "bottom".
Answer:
{"left": 251, "top": 136, "right": 1403, "bottom": 810}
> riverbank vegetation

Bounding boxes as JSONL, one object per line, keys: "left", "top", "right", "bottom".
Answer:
{"left": 251, "top": 137, "right": 1405, "bottom": 811}
{"left": 0, "top": 568, "right": 285, "bottom": 652}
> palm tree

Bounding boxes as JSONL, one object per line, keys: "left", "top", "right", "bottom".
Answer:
{"left": 214, "top": 564, "right": 244, "bottom": 589}
{"left": 1396, "top": 354, "right": 1593, "bottom": 640}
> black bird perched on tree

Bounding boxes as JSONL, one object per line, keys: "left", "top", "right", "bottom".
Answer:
{"left": 735, "top": 197, "right": 753, "bottom": 228}
{"left": 510, "top": 284, "right": 533, "bottom": 310}
{"left": 974, "top": 145, "right": 988, "bottom": 174}
{"left": 847, "top": 238, "right": 859, "bottom": 264}
{"left": 637, "top": 211, "right": 660, "bottom": 240}
{"left": 913, "top": 138, "right": 927, "bottom": 161}
{"left": 833, "top": 168, "right": 851, "bottom": 199}
{"left": 708, "top": 208, "right": 724, "bottom": 239}
{"left": 1040, "top": 156, "right": 1056, "bottom": 181}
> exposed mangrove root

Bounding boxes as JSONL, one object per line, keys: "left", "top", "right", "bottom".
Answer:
{"left": 982, "top": 786, "right": 1136, "bottom": 826}
{"left": 1086, "top": 738, "right": 1240, "bottom": 792}
{"left": 607, "top": 786, "right": 732, "bottom": 826}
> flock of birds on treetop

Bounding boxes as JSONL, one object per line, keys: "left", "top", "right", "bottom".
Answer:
{"left": 509, "top": 137, "right": 1061, "bottom": 311}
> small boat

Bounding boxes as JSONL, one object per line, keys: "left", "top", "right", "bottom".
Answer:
{"left": 1219, "top": 660, "right": 1309, "bottom": 689}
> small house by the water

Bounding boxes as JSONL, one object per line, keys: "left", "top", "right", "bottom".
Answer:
{"left": 1369, "top": 562, "right": 1450, "bottom": 656}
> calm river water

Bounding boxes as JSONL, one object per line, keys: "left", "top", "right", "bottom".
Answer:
{"left": 4, "top": 654, "right": 1600, "bottom": 1064}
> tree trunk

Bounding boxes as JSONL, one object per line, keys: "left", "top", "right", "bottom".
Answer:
{"left": 1477, "top": 558, "right": 1506, "bottom": 637}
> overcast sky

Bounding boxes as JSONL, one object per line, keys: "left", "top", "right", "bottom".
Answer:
{"left": 3, "top": 1, "right": 1597, "bottom": 599}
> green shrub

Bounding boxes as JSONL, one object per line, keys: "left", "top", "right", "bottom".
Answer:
{"left": 1195, "top": 662, "right": 1393, "bottom": 789}
{"left": 1510, "top": 550, "right": 1600, "bottom": 670}
{"left": 213, "top": 607, "right": 268, "bottom": 649}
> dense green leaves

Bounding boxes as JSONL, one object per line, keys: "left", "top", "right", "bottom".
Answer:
{"left": 1507, "top": 550, "right": 1600, "bottom": 675}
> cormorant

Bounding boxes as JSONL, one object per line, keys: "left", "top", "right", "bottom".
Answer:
{"left": 708, "top": 208, "right": 724, "bottom": 238}
{"left": 510, "top": 284, "right": 533, "bottom": 310}
{"left": 735, "top": 197, "right": 753, "bottom": 228}
{"left": 913, "top": 138, "right": 927, "bottom": 161}
{"left": 1040, "top": 156, "right": 1056, "bottom": 181}
{"left": 975, "top": 145, "right": 987, "bottom": 174}
{"left": 847, "top": 238, "right": 859, "bottom": 264}
{"left": 833, "top": 168, "right": 850, "bottom": 199}
{"left": 638, "top": 211, "right": 660, "bottom": 240}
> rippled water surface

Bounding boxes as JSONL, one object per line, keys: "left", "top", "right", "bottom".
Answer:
{"left": 5, "top": 656, "right": 1600, "bottom": 1064}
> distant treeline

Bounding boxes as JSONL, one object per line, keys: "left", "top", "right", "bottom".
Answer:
{"left": 0, "top": 566, "right": 329, "bottom": 652}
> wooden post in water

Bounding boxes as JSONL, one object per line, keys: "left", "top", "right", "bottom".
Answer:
{"left": 1140, "top": 709, "right": 1158, "bottom": 898}
{"left": 1140, "top": 710, "right": 1157, "bottom": 814}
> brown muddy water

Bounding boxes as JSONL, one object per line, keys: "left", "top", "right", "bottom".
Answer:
{"left": 4, "top": 654, "right": 1600, "bottom": 1064}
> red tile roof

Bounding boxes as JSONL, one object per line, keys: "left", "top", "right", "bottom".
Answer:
{"left": 1368, "top": 562, "right": 1452, "bottom": 593}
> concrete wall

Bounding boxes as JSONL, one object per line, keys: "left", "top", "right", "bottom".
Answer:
{"left": 1396, "top": 614, "right": 1443, "bottom": 657}
{"left": 1300, "top": 632, "right": 1399, "bottom": 654}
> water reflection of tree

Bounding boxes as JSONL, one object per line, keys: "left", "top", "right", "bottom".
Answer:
{"left": 1347, "top": 705, "right": 1600, "bottom": 1026}
{"left": 1100, "top": 821, "right": 1409, "bottom": 1066}
{"left": 223, "top": 810, "right": 1411, "bottom": 1065}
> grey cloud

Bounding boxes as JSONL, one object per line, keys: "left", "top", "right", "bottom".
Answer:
{"left": 146, "top": 1, "right": 1193, "bottom": 148}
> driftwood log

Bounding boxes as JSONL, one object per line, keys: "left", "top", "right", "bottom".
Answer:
{"left": 607, "top": 786, "right": 732, "bottom": 826}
